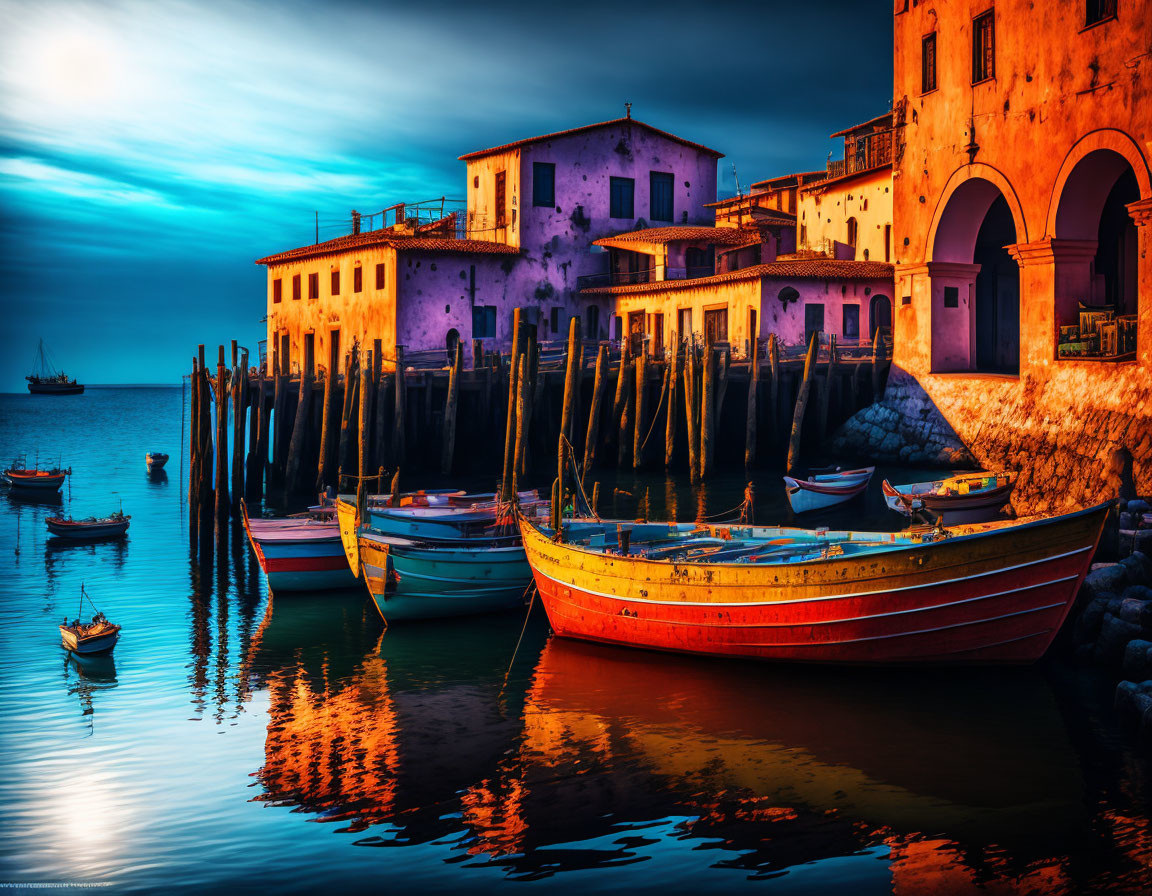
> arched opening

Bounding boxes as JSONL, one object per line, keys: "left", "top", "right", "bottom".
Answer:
{"left": 446, "top": 328, "right": 460, "bottom": 360}
{"left": 930, "top": 176, "right": 1021, "bottom": 374}
{"left": 974, "top": 195, "right": 1019, "bottom": 373}
{"left": 846, "top": 217, "right": 858, "bottom": 251}
{"left": 869, "top": 294, "right": 891, "bottom": 340}
{"left": 1053, "top": 149, "right": 1141, "bottom": 359}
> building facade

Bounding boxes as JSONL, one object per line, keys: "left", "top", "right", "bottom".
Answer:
{"left": 884, "top": 0, "right": 1152, "bottom": 508}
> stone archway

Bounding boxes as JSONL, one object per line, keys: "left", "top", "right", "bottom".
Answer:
{"left": 926, "top": 169, "right": 1024, "bottom": 374}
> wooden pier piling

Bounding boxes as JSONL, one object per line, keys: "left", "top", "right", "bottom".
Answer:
{"left": 700, "top": 345, "right": 715, "bottom": 479}
{"left": 441, "top": 342, "right": 462, "bottom": 475}
{"left": 513, "top": 354, "right": 530, "bottom": 492}
{"left": 633, "top": 347, "right": 648, "bottom": 469}
{"left": 499, "top": 310, "right": 521, "bottom": 501}
{"left": 284, "top": 368, "right": 314, "bottom": 495}
{"left": 745, "top": 335, "right": 759, "bottom": 468}
{"left": 818, "top": 335, "right": 837, "bottom": 445}
{"left": 357, "top": 356, "right": 371, "bottom": 503}
{"left": 581, "top": 344, "right": 608, "bottom": 482}
{"left": 683, "top": 345, "right": 700, "bottom": 484}
{"left": 315, "top": 363, "right": 336, "bottom": 492}
{"left": 665, "top": 335, "right": 678, "bottom": 470}
{"left": 214, "top": 346, "right": 228, "bottom": 525}
{"left": 393, "top": 346, "right": 406, "bottom": 473}
{"left": 787, "top": 331, "right": 820, "bottom": 473}
{"left": 767, "top": 334, "right": 779, "bottom": 447}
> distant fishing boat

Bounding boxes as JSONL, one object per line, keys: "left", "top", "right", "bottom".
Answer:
{"left": 26, "top": 339, "right": 83, "bottom": 394}
{"left": 3, "top": 465, "right": 69, "bottom": 492}
{"left": 518, "top": 501, "right": 1110, "bottom": 665}
{"left": 784, "top": 466, "right": 875, "bottom": 513}
{"left": 60, "top": 586, "right": 120, "bottom": 655}
{"left": 46, "top": 510, "right": 130, "bottom": 540}
{"left": 146, "top": 452, "right": 169, "bottom": 472}
{"left": 241, "top": 501, "right": 359, "bottom": 593}
{"left": 882, "top": 472, "right": 1017, "bottom": 524}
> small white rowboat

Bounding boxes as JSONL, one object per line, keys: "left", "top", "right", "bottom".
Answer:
{"left": 784, "top": 467, "right": 875, "bottom": 514}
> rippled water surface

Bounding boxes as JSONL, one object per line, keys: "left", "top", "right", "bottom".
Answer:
{"left": 1, "top": 387, "right": 1150, "bottom": 894}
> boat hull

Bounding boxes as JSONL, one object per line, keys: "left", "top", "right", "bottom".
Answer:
{"left": 243, "top": 508, "right": 359, "bottom": 593}
{"left": 360, "top": 536, "right": 529, "bottom": 622}
{"left": 4, "top": 472, "right": 66, "bottom": 491}
{"left": 60, "top": 626, "right": 119, "bottom": 654}
{"left": 520, "top": 504, "right": 1109, "bottom": 665}
{"left": 784, "top": 478, "right": 869, "bottom": 513}
{"left": 46, "top": 519, "right": 129, "bottom": 539}
{"left": 28, "top": 382, "right": 84, "bottom": 395}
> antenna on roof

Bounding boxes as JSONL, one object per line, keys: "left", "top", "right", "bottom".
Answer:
{"left": 732, "top": 163, "right": 743, "bottom": 199}
{"left": 624, "top": 102, "right": 632, "bottom": 119}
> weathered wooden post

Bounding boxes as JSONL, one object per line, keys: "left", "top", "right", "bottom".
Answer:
{"left": 559, "top": 317, "right": 581, "bottom": 492}
{"left": 581, "top": 344, "right": 609, "bottom": 482}
{"left": 550, "top": 476, "right": 561, "bottom": 534}
{"left": 214, "top": 346, "right": 229, "bottom": 525}
{"left": 700, "top": 345, "right": 715, "bottom": 480}
{"left": 198, "top": 345, "right": 213, "bottom": 521}
{"left": 188, "top": 356, "right": 200, "bottom": 539}
{"left": 633, "top": 345, "right": 648, "bottom": 469}
{"left": 818, "top": 334, "right": 837, "bottom": 445}
{"left": 683, "top": 344, "right": 700, "bottom": 483}
{"left": 518, "top": 324, "right": 538, "bottom": 479}
{"left": 374, "top": 368, "right": 389, "bottom": 472}
{"left": 441, "top": 341, "right": 462, "bottom": 475}
{"left": 471, "top": 338, "right": 482, "bottom": 371}
{"left": 315, "top": 362, "right": 336, "bottom": 491}
{"left": 787, "top": 331, "right": 820, "bottom": 473}
{"left": 285, "top": 366, "right": 314, "bottom": 495}
{"left": 715, "top": 347, "right": 730, "bottom": 426}
{"left": 591, "top": 481, "right": 601, "bottom": 517}
{"left": 499, "top": 310, "right": 522, "bottom": 501}
{"left": 231, "top": 349, "right": 248, "bottom": 514}
{"left": 768, "top": 334, "right": 779, "bottom": 447}
{"left": 513, "top": 354, "right": 530, "bottom": 491}
{"left": 357, "top": 356, "right": 371, "bottom": 506}
{"left": 665, "top": 333, "right": 678, "bottom": 469}
{"left": 337, "top": 351, "right": 358, "bottom": 484}
{"left": 617, "top": 359, "right": 634, "bottom": 468}
{"left": 745, "top": 336, "right": 759, "bottom": 468}
{"left": 393, "top": 346, "right": 406, "bottom": 471}
{"left": 610, "top": 345, "right": 631, "bottom": 463}
{"left": 254, "top": 376, "right": 270, "bottom": 498}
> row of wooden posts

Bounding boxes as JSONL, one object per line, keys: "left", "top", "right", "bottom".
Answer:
{"left": 187, "top": 315, "right": 889, "bottom": 545}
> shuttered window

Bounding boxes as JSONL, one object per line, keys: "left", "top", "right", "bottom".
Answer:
{"left": 308, "top": 272, "right": 319, "bottom": 300}
{"left": 972, "top": 10, "right": 995, "bottom": 83}
{"left": 532, "top": 162, "right": 555, "bottom": 207}
{"left": 354, "top": 266, "right": 363, "bottom": 293}
{"left": 292, "top": 274, "right": 301, "bottom": 301}
{"left": 375, "top": 263, "right": 385, "bottom": 289}
{"left": 610, "top": 177, "right": 634, "bottom": 219}
{"left": 650, "top": 171, "right": 674, "bottom": 222}
{"left": 922, "top": 32, "right": 937, "bottom": 92}
{"left": 273, "top": 278, "right": 282, "bottom": 303}
{"left": 472, "top": 305, "right": 497, "bottom": 338}
{"left": 330, "top": 270, "right": 340, "bottom": 295}
{"left": 495, "top": 171, "right": 507, "bottom": 228}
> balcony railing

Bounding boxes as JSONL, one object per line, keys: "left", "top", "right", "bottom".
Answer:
{"left": 576, "top": 268, "right": 659, "bottom": 290}
{"left": 826, "top": 128, "right": 896, "bottom": 180}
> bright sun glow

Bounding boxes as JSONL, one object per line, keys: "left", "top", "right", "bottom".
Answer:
{"left": 19, "top": 27, "right": 125, "bottom": 111}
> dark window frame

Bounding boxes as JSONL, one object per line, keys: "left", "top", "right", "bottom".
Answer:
{"left": 972, "top": 9, "right": 995, "bottom": 84}
{"left": 354, "top": 266, "right": 363, "bottom": 293}
{"left": 532, "top": 162, "right": 556, "bottom": 208}
{"left": 292, "top": 274, "right": 301, "bottom": 301}
{"left": 610, "top": 176, "right": 635, "bottom": 219}
{"left": 921, "top": 32, "right": 937, "bottom": 93}
{"left": 842, "top": 304, "right": 860, "bottom": 341}
{"left": 331, "top": 270, "right": 340, "bottom": 296}
{"left": 1084, "top": 0, "right": 1117, "bottom": 28}
{"left": 944, "top": 286, "right": 960, "bottom": 308}
{"left": 375, "top": 263, "right": 385, "bottom": 290}
{"left": 308, "top": 272, "right": 319, "bottom": 300}
{"left": 273, "top": 278, "right": 282, "bottom": 304}
{"left": 494, "top": 171, "right": 507, "bottom": 228}
{"left": 650, "top": 171, "right": 674, "bottom": 222}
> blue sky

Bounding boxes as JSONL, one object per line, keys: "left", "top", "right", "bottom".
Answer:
{"left": 0, "top": 0, "right": 891, "bottom": 388}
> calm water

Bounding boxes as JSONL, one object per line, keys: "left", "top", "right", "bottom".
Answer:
{"left": 1, "top": 387, "right": 1150, "bottom": 894}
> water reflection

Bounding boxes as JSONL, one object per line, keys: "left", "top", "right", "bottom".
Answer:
{"left": 62, "top": 652, "right": 118, "bottom": 734}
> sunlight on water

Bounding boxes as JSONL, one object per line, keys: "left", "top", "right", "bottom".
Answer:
{"left": 0, "top": 387, "right": 1149, "bottom": 894}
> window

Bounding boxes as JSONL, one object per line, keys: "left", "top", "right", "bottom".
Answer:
{"left": 273, "top": 278, "right": 282, "bottom": 303}
{"left": 330, "top": 330, "right": 340, "bottom": 373}
{"left": 972, "top": 10, "right": 995, "bottom": 83}
{"left": 610, "top": 177, "right": 635, "bottom": 219}
{"left": 354, "top": 266, "right": 363, "bottom": 293}
{"left": 308, "top": 272, "right": 319, "bottom": 299}
{"left": 884, "top": 224, "right": 892, "bottom": 262}
{"left": 650, "top": 171, "right": 674, "bottom": 222}
{"left": 331, "top": 270, "right": 340, "bottom": 295}
{"left": 280, "top": 334, "right": 290, "bottom": 375}
{"left": 1085, "top": 0, "right": 1116, "bottom": 27}
{"left": 495, "top": 171, "right": 507, "bottom": 228}
{"left": 703, "top": 308, "right": 728, "bottom": 345}
{"left": 292, "top": 274, "right": 301, "bottom": 301}
{"left": 677, "top": 308, "right": 692, "bottom": 339}
{"left": 550, "top": 307, "right": 561, "bottom": 334}
{"left": 804, "top": 304, "right": 825, "bottom": 346}
{"left": 532, "top": 162, "right": 555, "bottom": 208}
{"left": 944, "top": 286, "right": 959, "bottom": 308}
{"left": 846, "top": 217, "right": 858, "bottom": 248}
{"left": 653, "top": 312, "right": 664, "bottom": 355}
{"left": 375, "top": 263, "right": 385, "bottom": 289}
{"left": 304, "top": 332, "right": 315, "bottom": 375}
{"left": 613, "top": 315, "right": 623, "bottom": 341}
{"left": 842, "top": 305, "right": 860, "bottom": 340}
{"left": 472, "top": 305, "right": 497, "bottom": 339}
{"left": 922, "top": 33, "right": 937, "bottom": 92}
{"left": 586, "top": 305, "right": 600, "bottom": 340}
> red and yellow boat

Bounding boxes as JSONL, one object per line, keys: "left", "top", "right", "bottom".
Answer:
{"left": 519, "top": 502, "right": 1110, "bottom": 665}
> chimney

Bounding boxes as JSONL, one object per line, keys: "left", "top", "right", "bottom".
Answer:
{"left": 352, "top": 210, "right": 361, "bottom": 235}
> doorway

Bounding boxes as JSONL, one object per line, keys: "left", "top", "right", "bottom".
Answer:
{"left": 973, "top": 195, "right": 1019, "bottom": 374}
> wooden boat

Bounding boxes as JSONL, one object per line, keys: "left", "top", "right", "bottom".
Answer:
{"left": 518, "top": 501, "right": 1111, "bottom": 665}
{"left": 358, "top": 498, "right": 547, "bottom": 542}
{"left": 146, "top": 452, "right": 169, "bottom": 471}
{"left": 3, "top": 467, "right": 69, "bottom": 491}
{"left": 242, "top": 501, "right": 359, "bottom": 592}
{"left": 784, "top": 466, "right": 874, "bottom": 513}
{"left": 60, "top": 586, "right": 119, "bottom": 654}
{"left": 883, "top": 471, "right": 1017, "bottom": 524}
{"left": 26, "top": 339, "right": 84, "bottom": 394}
{"left": 46, "top": 510, "right": 130, "bottom": 539}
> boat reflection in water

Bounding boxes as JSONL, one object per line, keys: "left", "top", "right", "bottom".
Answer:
{"left": 63, "top": 652, "right": 117, "bottom": 733}
{"left": 246, "top": 595, "right": 1152, "bottom": 892}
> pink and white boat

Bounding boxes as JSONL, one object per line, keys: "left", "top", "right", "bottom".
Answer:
{"left": 783, "top": 466, "right": 875, "bottom": 514}
{"left": 242, "top": 503, "right": 359, "bottom": 593}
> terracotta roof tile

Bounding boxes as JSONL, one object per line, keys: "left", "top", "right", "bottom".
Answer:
{"left": 580, "top": 259, "right": 894, "bottom": 296}
{"left": 798, "top": 161, "right": 892, "bottom": 194}
{"left": 458, "top": 117, "right": 723, "bottom": 161}
{"left": 256, "top": 232, "right": 519, "bottom": 265}
{"left": 593, "top": 226, "right": 757, "bottom": 247}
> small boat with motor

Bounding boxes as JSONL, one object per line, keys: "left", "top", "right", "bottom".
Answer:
{"left": 46, "top": 510, "right": 130, "bottom": 540}
{"left": 26, "top": 339, "right": 84, "bottom": 394}
{"left": 3, "top": 465, "right": 70, "bottom": 492}
{"left": 60, "top": 586, "right": 120, "bottom": 655}
{"left": 519, "top": 501, "right": 1110, "bottom": 665}
{"left": 146, "top": 452, "right": 169, "bottom": 472}
{"left": 882, "top": 471, "right": 1017, "bottom": 524}
{"left": 783, "top": 466, "right": 875, "bottom": 514}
